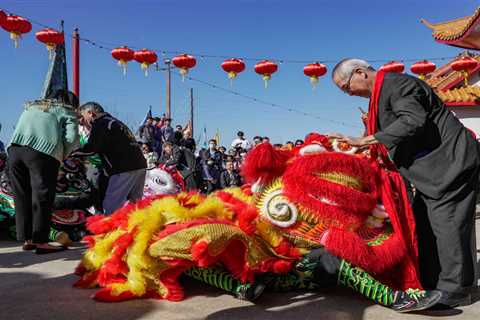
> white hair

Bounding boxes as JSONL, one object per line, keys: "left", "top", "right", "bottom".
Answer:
{"left": 332, "top": 58, "right": 373, "bottom": 81}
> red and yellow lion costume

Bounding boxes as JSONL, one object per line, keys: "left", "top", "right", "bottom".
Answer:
{"left": 74, "top": 133, "right": 421, "bottom": 302}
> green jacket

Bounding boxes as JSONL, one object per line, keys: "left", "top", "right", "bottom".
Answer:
{"left": 10, "top": 100, "right": 79, "bottom": 162}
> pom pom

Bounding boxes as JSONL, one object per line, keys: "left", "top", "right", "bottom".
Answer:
{"left": 242, "top": 143, "right": 292, "bottom": 184}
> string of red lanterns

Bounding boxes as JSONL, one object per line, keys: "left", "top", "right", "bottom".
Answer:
{"left": 0, "top": 9, "right": 475, "bottom": 89}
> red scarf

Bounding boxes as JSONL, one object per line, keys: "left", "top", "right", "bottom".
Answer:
{"left": 367, "top": 70, "right": 422, "bottom": 289}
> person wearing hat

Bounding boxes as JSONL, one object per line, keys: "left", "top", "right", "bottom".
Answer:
{"left": 8, "top": 89, "right": 79, "bottom": 254}
{"left": 230, "top": 131, "right": 252, "bottom": 150}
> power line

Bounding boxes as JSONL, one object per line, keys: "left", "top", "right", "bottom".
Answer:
{"left": 168, "top": 71, "right": 361, "bottom": 128}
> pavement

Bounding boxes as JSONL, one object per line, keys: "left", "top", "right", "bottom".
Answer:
{"left": 1, "top": 219, "right": 479, "bottom": 320}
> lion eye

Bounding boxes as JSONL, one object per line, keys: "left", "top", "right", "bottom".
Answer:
{"left": 261, "top": 189, "right": 298, "bottom": 228}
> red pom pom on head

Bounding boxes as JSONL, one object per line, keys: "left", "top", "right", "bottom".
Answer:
{"left": 241, "top": 143, "right": 292, "bottom": 185}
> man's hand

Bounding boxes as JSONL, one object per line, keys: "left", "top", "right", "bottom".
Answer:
{"left": 327, "top": 133, "right": 378, "bottom": 148}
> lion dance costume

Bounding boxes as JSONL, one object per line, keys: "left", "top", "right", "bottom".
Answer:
{"left": 74, "top": 133, "right": 423, "bottom": 307}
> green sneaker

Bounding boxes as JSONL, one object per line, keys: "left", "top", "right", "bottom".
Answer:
{"left": 392, "top": 289, "right": 442, "bottom": 313}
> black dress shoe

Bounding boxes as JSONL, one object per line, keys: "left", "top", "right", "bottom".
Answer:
{"left": 22, "top": 243, "right": 37, "bottom": 251}
{"left": 234, "top": 282, "right": 266, "bottom": 302}
{"left": 434, "top": 291, "right": 471, "bottom": 308}
{"left": 35, "top": 246, "right": 67, "bottom": 254}
{"left": 391, "top": 289, "right": 442, "bottom": 313}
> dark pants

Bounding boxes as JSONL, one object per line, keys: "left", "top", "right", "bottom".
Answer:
{"left": 8, "top": 145, "right": 59, "bottom": 243}
{"left": 413, "top": 167, "right": 478, "bottom": 294}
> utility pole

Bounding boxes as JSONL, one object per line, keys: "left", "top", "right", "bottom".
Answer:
{"left": 190, "top": 88, "right": 194, "bottom": 137}
{"left": 165, "top": 58, "right": 172, "bottom": 118}
{"left": 72, "top": 28, "right": 80, "bottom": 100}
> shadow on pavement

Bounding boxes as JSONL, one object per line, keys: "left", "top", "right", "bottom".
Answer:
{"left": 0, "top": 245, "right": 84, "bottom": 268}
{"left": 0, "top": 272, "right": 157, "bottom": 320}
{"left": 206, "top": 287, "right": 369, "bottom": 320}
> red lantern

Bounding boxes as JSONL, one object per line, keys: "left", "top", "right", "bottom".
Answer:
{"left": 303, "top": 62, "right": 327, "bottom": 88}
{"left": 35, "top": 28, "right": 65, "bottom": 60}
{"left": 451, "top": 56, "right": 479, "bottom": 86}
{"left": 410, "top": 60, "right": 436, "bottom": 80}
{"left": 111, "top": 46, "right": 135, "bottom": 76}
{"left": 254, "top": 60, "right": 278, "bottom": 88}
{"left": 0, "top": 10, "right": 6, "bottom": 28}
{"left": 1, "top": 15, "right": 32, "bottom": 48}
{"left": 133, "top": 49, "right": 158, "bottom": 76}
{"left": 379, "top": 61, "right": 404, "bottom": 73}
{"left": 221, "top": 58, "right": 246, "bottom": 84}
{"left": 172, "top": 54, "right": 197, "bottom": 80}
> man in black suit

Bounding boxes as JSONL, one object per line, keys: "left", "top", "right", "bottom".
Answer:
{"left": 161, "top": 142, "right": 198, "bottom": 191}
{"left": 219, "top": 160, "right": 242, "bottom": 189}
{"left": 331, "top": 58, "right": 480, "bottom": 309}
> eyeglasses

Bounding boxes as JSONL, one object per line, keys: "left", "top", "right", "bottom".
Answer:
{"left": 342, "top": 68, "right": 359, "bottom": 94}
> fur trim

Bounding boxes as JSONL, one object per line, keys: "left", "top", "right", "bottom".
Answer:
{"left": 242, "top": 143, "right": 292, "bottom": 184}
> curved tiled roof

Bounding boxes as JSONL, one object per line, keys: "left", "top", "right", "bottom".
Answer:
{"left": 421, "top": 7, "right": 480, "bottom": 42}
{"left": 436, "top": 86, "right": 480, "bottom": 103}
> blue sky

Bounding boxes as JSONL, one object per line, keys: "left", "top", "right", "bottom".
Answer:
{"left": 0, "top": 0, "right": 477, "bottom": 146}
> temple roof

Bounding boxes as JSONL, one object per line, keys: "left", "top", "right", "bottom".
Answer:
{"left": 435, "top": 86, "right": 480, "bottom": 105}
{"left": 421, "top": 7, "right": 480, "bottom": 50}
{"left": 425, "top": 52, "right": 480, "bottom": 106}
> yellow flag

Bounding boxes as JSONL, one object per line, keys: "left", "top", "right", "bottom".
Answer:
{"left": 214, "top": 128, "right": 220, "bottom": 145}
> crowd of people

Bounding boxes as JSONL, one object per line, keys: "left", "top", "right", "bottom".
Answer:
{"left": 136, "top": 116, "right": 306, "bottom": 194}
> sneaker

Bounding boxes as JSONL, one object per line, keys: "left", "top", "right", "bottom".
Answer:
{"left": 434, "top": 291, "right": 471, "bottom": 308}
{"left": 234, "top": 282, "right": 266, "bottom": 302}
{"left": 391, "top": 289, "right": 442, "bottom": 313}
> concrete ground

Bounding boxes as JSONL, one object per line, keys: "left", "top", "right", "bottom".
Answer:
{"left": 1, "top": 220, "right": 479, "bottom": 320}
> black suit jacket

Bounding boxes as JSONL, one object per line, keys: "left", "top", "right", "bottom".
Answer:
{"left": 373, "top": 73, "right": 480, "bottom": 199}
{"left": 219, "top": 170, "right": 242, "bottom": 189}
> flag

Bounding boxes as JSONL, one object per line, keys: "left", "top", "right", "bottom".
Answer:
{"left": 42, "top": 42, "right": 68, "bottom": 99}
{"left": 139, "top": 106, "right": 153, "bottom": 126}
{"left": 214, "top": 128, "right": 220, "bottom": 146}
{"left": 203, "top": 125, "right": 207, "bottom": 149}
